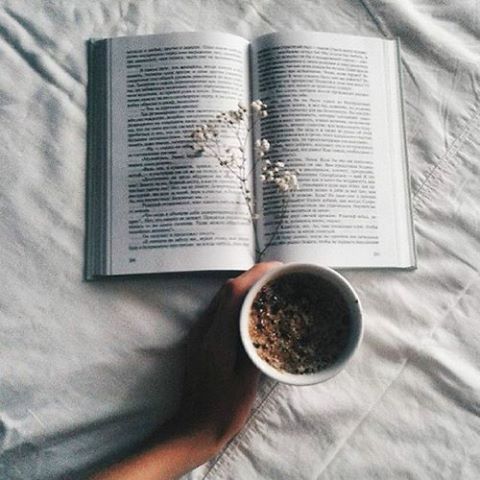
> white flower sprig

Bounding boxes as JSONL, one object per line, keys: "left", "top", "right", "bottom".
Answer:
{"left": 191, "top": 100, "right": 298, "bottom": 258}
{"left": 256, "top": 139, "right": 298, "bottom": 192}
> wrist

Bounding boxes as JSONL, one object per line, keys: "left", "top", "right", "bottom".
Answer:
{"left": 92, "top": 421, "right": 223, "bottom": 480}
{"left": 160, "top": 415, "right": 227, "bottom": 463}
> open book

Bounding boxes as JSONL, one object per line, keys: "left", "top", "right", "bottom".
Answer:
{"left": 86, "top": 31, "right": 416, "bottom": 279}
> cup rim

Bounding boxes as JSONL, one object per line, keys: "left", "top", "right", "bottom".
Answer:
{"left": 240, "top": 263, "right": 363, "bottom": 386}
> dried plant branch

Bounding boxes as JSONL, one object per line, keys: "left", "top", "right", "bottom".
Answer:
{"left": 191, "top": 100, "right": 298, "bottom": 260}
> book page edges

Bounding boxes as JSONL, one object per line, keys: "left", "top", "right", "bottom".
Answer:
{"left": 85, "top": 40, "right": 104, "bottom": 280}
{"left": 394, "top": 38, "right": 417, "bottom": 269}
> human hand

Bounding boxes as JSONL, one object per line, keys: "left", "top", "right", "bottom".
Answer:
{"left": 92, "top": 262, "right": 281, "bottom": 480}
{"left": 174, "top": 261, "right": 282, "bottom": 455}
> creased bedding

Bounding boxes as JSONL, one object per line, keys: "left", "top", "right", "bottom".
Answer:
{"left": 1, "top": 1, "right": 479, "bottom": 479}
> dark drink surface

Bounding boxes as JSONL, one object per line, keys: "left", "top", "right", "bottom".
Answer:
{"left": 249, "top": 273, "right": 351, "bottom": 374}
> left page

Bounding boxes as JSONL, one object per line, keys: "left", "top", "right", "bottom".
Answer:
{"left": 101, "top": 32, "right": 255, "bottom": 276}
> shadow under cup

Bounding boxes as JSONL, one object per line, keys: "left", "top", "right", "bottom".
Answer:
{"left": 240, "top": 263, "right": 363, "bottom": 386}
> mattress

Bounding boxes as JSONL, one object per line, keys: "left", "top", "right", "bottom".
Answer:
{"left": 0, "top": 1, "right": 479, "bottom": 478}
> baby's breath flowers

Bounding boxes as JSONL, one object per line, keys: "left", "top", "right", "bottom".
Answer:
{"left": 191, "top": 100, "right": 298, "bottom": 258}
{"left": 250, "top": 99, "right": 268, "bottom": 118}
{"left": 257, "top": 139, "right": 298, "bottom": 192}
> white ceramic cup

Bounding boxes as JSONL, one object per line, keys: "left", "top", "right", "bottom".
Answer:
{"left": 240, "top": 263, "right": 363, "bottom": 386}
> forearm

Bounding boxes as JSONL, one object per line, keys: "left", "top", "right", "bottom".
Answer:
{"left": 91, "top": 427, "right": 220, "bottom": 480}
{"left": 93, "top": 263, "right": 275, "bottom": 480}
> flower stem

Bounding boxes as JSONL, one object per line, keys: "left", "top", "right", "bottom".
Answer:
{"left": 256, "top": 196, "right": 289, "bottom": 260}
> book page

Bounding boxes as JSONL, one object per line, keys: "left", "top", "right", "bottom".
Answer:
{"left": 251, "top": 32, "right": 415, "bottom": 268}
{"left": 106, "top": 32, "right": 254, "bottom": 275}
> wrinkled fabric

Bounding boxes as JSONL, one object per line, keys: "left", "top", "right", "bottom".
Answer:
{"left": 1, "top": 1, "right": 479, "bottom": 479}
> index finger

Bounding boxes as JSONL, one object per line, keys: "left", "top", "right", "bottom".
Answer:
{"left": 228, "top": 261, "right": 282, "bottom": 298}
{"left": 204, "top": 262, "right": 282, "bottom": 369}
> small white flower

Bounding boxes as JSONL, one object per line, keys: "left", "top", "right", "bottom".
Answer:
{"left": 260, "top": 139, "right": 270, "bottom": 152}
{"left": 250, "top": 100, "right": 262, "bottom": 112}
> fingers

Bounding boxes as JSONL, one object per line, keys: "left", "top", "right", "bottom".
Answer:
{"left": 232, "top": 360, "right": 260, "bottom": 425}
{"left": 205, "top": 262, "right": 282, "bottom": 374}
{"left": 235, "top": 339, "right": 259, "bottom": 379}
{"left": 227, "top": 262, "right": 282, "bottom": 297}
{"left": 209, "top": 262, "right": 282, "bottom": 340}
{"left": 195, "top": 261, "right": 280, "bottom": 339}
{"left": 229, "top": 262, "right": 281, "bottom": 372}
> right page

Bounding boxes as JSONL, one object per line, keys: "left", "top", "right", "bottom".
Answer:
{"left": 251, "top": 32, "right": 415, "bottom": 268}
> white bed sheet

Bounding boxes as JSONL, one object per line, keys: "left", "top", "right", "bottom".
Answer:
{"left": 0, "top": 1, "right": 479, "bottom": 478}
